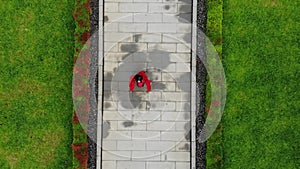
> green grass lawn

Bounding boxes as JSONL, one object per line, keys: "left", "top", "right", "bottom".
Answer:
{"left": 222, "top": 0, "right": 299, "bottom": 168}
{"left": 206, "top": 0, "right": 223, "bottom": 168}
{"left": 0, "top": 1, "right": 74, "bottom": 168}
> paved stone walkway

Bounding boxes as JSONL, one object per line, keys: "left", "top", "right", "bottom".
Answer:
{"left": 97, "top": 0, "right": 197, "bottom": 169}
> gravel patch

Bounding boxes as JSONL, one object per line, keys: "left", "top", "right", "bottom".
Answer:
{"left": 88, "top": 0, "right": 99, "bottom": 168}
{"left": 196, "top": 0, "right": 207, "bottom": 169}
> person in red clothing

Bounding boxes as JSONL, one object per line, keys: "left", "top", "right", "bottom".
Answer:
{"left": 129, "top": 71, "right": 152, "bottom": 92}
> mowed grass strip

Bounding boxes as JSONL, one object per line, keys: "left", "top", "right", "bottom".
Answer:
{"left": 222, "top": 0, "right": 299, "bottom": 168}
{"left": 206, "top": 0, "right": 223, "bottom": 168}
{"left": 0, "top": 1, "right": 74, "bottom": 168}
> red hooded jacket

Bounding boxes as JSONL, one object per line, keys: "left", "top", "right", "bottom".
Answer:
{"left": 129, "top": 71, "right": 152, "bottom": 92}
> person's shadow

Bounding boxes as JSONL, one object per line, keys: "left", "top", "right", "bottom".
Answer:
{"left": 112, "top": 49, "right": 171, "bottom": 110}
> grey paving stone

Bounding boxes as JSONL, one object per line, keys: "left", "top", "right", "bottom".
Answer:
{"left": 148, "top": 3, "right": 177, "bottom": 13}
{"left": 147, "top": 121, "right": 176, "bottom": 131}
{"left": 103, "top": 111, "right": 127, "bottom": 120}
{"left": 176, "top": 23, "right": 191, "bottom": 33}
{"left": 104, "top": 131, "right": 132, "bottom": 140}
{"left": 134, "top": 13, "right": 163, "bottom": 23}
{"left": 178, "top": 4, "right": 192, "bottom": 13}
{"left": 175, "top": 122, "right": 190, "bottom": 131}
{"left": 176, "top": 62, "right": 190, "bottom": 72}
{"left": 148, "top": 43, "right": 177, "bottom": 52}
{"left": 157, "top": 82, "right": 176, "bottom": 91}
{"left": 105, "top": 121, "right": 118, "bottom": 130}
{"left": 118, "top": 42, "right": 148, "bottom": 52}
{"left": 161, "top": 72, "right": 190, "bottom": 82}
{"left": 119, "top": 23, "right": 147, "bottom": 33}
{"left": 105, "top": 3, "right": 119, "bottom": 12}
{"left": 112, "top": 71, "right": 135, "bottom": 81}
{"left": 148, "top": 23, "right": 177, "bottom": 33}
{"left": 102, "top": 151, "right": 131, "bottom": 160}
{"left": 161, "top": 131, "right": 186, "bottom": 141}
{"left": 148, "top": 71, "right": 162, "bottom": 81}
{"left": 103, "top": 140, "right": 117, "bottom": 150}
{"left": 162, "top": 92, "right": 182, "bottom": 101}
{"left": 163, "top": 14, "right": 179, "bottom": 23}
{"left": 119, "top": 3, "right": 148, "bottom": 12}
{"left": 132, "top": 151, "right": 161, "bottom": 161}
{"left": 176, "top": 162, "right": 190, "bottom": 169}
{"left": 117, "top": 161, "right": 146, "bottom": 169}
{"left": 104, "top": 32, "right": 133, "bottom": 42}
{"left": 176, "top": 82, "right": 191, "bottom": 92}
{"left": 102, "top": 161, "right": 117, "bottom": 169}
{"left": 132, "top": 111, "right": 161, "bottom": 121}
{"left": 105, "top": 52, "right": 133, "bottom": 62}
{"left": 163, "top": 63, "right": 177, "bottom": 72}
{"left": 147, "top": 162, "right": 176, "bottom": 169}
{"left": 106, "top": 0, "right": 132, "bottom": 2}
{"left": 176, "top": 102, "right": 190, "bottom": 112}
{"left": 132, "top": 131, "right": 161, "bottom": 140}
{"left": 133, "top": 33, "right": 162, "bottom": 42}
{"left": 176, "top": 43, "right": 191, "bottom": 53}
{"left": 117, "top": 141, "right": 146, "bottom": 150}
{"left": 163, "top": 102, "right": 176, "bottom": 111}
{"left": 134, "top": 0, "right": 162, "bottom": 2}
{"left": 105, "top": 42, "right": 119, "bottom": 52}
{"left": 104, "top": 22, "right": 119, "bottom": 32}
{"left": 103, "top": 100, "right": 118, "bottom": 110}
{"left": 162, "top": 33, "right": 191, "bottom": 43}
{"left": 105, "top": 13, "right": 134, "bottom": 23}
{"left": 161, "top": 111, "right": 190, "bottom": 121}
{"left": 175, "top": 142, "right": 190, "bottom": 152}
{"left": 161, "top": 152, "right": 190, "bottom": 161}
{"left": 117, "top": 121, "right": 147, "bottom": 130}
{"left": 146, "top": 141, "right": 176, "bottom": 151}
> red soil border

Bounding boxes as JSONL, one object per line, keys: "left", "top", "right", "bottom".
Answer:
{"left": 72, "top": 0, "right": 91, "bottom": 168}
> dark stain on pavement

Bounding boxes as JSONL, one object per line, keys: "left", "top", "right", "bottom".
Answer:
{"left": 151, "top": 82, "right": 166, "bottom": 90}
{"left": 178, "top": 0, "right": 191, "bottom": 4}
{"left": 123, "top": 121, "right": 134, "bottom": 127}
{"left": 102, "top": 121, "right": 111, "bottom": 138}
{"left": 120, "top": 43, "right": 138, "bottom": 53}
{"left": 177, "top": 72, "right": 191, "bottom": 91}
{"left": 104, "top": 72, "right": 113, "bottom": 100}
{"left": 179, "top": 143, "right": 190, "bottom": 151}
{"left": 104, "top": 16, "right": 109, "bottom": 22}
{"left": 105, "top": 72, "right": 113, "bottom": 81}
{"left": 133, "top": 34, "right": 142, "bottom": 42}
{"left": 177, "top": 5, "right": 192, "bottom": 23}
{"left": 185, "top": 130, "right": 191, "bottom": 141}
{"left": 138, "top": 103, "right": 144, "bottom": 109}
{"left": 178, "top": 13, "right": 192, "bottom": 23}
{"left": 184, "top": 112, "right": 190, "bottom": 120}
{"left": 179, "top": 4, "right": 192, "bottom": 13}
{"left": 164, "top": 5, "right": 170, "bottom": 10}
{"left": 184, "top": 122, "right": 190, "bottom": 131}
{"left": 184, "top": 103, "right": 190, "bottom": 112}
{"left": 104, "top": 102, "right": 111, "bottom": 108}
{"left": 183, "top": 33, "right": 192, "bottom": 43}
